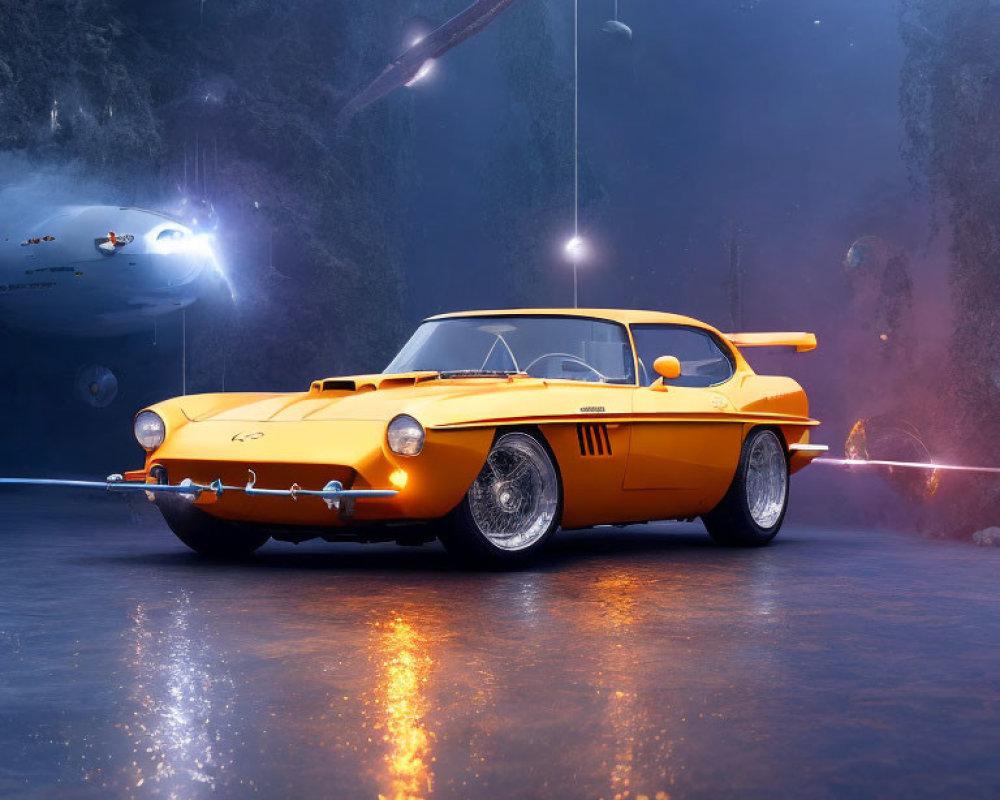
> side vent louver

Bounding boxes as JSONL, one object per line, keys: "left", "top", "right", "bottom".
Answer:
{"left": 577, "top": 424, "right": 612, "bottom": 457}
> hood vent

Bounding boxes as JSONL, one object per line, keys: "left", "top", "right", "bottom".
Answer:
{"left": 310, "top": 372, "right": 440, "bottom": 395}
{"left": 321, "top": 379, "right": 357, "bottom": 392}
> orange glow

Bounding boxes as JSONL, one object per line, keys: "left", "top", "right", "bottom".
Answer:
{"left": 372, "top": 616, "right": 433, "bottom": 800}
{"left": 845, "top": 418, "right": 868, "bottom": 461}
{"left": 389, "top": 469, "right": 408, "bottom": 489}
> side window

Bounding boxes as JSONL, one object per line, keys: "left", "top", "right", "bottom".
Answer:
{"left": 631, "top": 324, "right": 735, "bottom": 387}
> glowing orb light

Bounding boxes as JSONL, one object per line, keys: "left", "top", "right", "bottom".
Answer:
{"left": 564, "top": 235, "right": 587, "bottom": 261}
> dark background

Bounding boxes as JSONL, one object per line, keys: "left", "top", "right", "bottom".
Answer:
{"left": 0, "top": 0, "right": 997, "bottom": 535}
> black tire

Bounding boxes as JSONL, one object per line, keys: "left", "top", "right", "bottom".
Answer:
{"left": 157, "top": 496, "right": 270, "bottom": 558}
{"left": 702, "top": 427, "right": 789, "bottom": 547}
{"left": 438, "top": 431, "right": 562, "bottom": 567}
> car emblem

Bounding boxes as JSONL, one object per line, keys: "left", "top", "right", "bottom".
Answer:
{"left": 579, "top": 405, "right": 606, "bottom": 413}
{"left": 232, "top": 431, "right": 265, "bottom": 442}
{"left": 711, "top": 395, "right": 727, "bottom": 409}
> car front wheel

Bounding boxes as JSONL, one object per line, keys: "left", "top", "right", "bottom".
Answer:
{"left": 438, "top": 431, "right": 561, "bottom": 566}
{"left": 703, "top": 427, "right": 789, "bottom": 547}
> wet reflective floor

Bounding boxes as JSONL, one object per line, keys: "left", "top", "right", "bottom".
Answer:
{"left": 1, "top": 494, "right": 999, "bottom": 800}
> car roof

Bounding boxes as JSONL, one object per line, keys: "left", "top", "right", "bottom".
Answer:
{"left": 425, "top": 308, "right": 717, "bottom": 329}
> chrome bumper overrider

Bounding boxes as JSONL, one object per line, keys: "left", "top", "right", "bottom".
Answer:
{"left": 788, "top": 444, "right": 829, "bottom": 453}
{"left": 0, "top": 470, "right": 397, "bottom": 511}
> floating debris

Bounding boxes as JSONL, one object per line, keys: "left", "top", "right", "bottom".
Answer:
{"left": 75, "top": 365, "right": 119, "bottom": 408}
{"left": 972, "top": 527, "right": 1000, "bottom": 547}
{"left": 844, "top": 235, "right": 888, "bottom": 272}
{"left": 337, "top": 0, "right": 523, "bottom": 124}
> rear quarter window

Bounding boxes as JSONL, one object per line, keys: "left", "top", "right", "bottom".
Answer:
{"left": 631, "top": 324, "right": 735, "bottom": 388}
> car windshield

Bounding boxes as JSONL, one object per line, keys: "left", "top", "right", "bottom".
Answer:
{"left": 385, "top": 315, "right": 636, "bottom": 384}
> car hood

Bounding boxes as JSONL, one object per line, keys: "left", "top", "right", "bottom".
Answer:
{"left": 172, "top": 372, "right": 555, "bottom": 429}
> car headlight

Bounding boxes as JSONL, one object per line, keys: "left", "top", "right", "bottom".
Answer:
{"left": 134, "top": 411, "right": 166, "bottom": 451}
{"left": 387, "top": 415, "right": 424, "bottom": 456}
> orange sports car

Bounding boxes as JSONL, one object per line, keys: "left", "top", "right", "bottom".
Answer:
{"left": 3, "top": 309, "right": 827, "bottom": 564}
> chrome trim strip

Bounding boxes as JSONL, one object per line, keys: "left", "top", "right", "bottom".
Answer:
{"left": 432, "top": 412, "right": 821, "bottom": 430}
{"left": 788, "top": 444, "right": 829, "bottom": 453}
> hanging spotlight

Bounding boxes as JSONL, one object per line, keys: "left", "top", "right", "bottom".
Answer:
{"left": 602, "top": 0, "right": 633, "bottom": 40}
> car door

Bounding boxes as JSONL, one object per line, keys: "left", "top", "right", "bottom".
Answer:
{"left": 624, "top": 325, "right": 743, "bottom": 510}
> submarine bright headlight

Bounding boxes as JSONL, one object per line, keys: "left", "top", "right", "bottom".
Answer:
{"left": 144, "top": 222, "right": 234, "bottom": 300}
{"left": 151, "top": 232, "right": 214, "bottom": 258}
{"left": 145, "top": 223, "right": 216, "bottom": 258}
{"left": 387, "top": 415, "right": 424, "bottom": 456}
{"left": 134, "top": 411, "right": 166, "bottom": 451}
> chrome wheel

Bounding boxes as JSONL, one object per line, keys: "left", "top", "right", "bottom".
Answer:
{"left": 467, "top": 433, "right": 559, "bottom": 551}
{"left": 745, "top": 430, "right": 787, "bottom": 529}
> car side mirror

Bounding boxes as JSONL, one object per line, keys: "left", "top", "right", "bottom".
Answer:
{"left": 653, "top": 356, "right": 681, "bottom": 379}
{"left": 649, "top": 355, "right": 681, "bottom": 391}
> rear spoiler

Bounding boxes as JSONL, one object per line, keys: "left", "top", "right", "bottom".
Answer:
{"left": 724, "top": 332, "right": 817, "bottom": 352}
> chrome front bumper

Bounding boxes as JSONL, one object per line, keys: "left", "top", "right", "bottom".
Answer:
{"left": 0, "top": 470, "right": 397, "bottom": 511}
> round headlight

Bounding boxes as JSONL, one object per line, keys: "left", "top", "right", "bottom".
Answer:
{"left": 387, "top": 415, "right": 424, "bottom": 456}
{"left": 134, "top": 411, "right": 166, "bottom": 451}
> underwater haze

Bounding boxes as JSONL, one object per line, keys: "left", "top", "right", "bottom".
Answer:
{"left": 0, "top": 0, "right": 998, "bottom": 536}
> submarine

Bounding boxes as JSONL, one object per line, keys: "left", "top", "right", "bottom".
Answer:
{"left": 0, "top": 205, "right": 221, "bottom": 337}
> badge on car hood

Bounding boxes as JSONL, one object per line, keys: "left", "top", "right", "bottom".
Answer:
{"left": 232, "top": 431, "right": 265, "bottom": 442}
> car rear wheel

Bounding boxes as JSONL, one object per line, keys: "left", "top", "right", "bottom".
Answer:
{"left": 157, "top": 496, "right": 270, "bottom": 558}
{"left": 702, "top": 427, "right": 789, "bottom": 547}
{"left": 438, "top": 431, "right": 561, "bottom": 566}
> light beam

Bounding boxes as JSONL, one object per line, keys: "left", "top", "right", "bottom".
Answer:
{"left": 814, "top": 457, "right": 1000, "bottom": 475}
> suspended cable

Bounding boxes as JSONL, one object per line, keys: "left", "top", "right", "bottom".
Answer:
{"left": 563, "top": 0, "right": 587, "bottom": 303}
{"left": 181, "top": 308, "right": 187, "bottom": 396}
{"left": 573, "top": 0, "right": 579, "bottom": 307}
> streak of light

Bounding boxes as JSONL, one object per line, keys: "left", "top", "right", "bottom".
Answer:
{"left": 371, "top": 615, "right": 434, "bottom": 800}
{"left": 122, "top": 593, "right": 237, "bottom": 794}
{"left": 814, "top": 457, "right": 1000, "bottom": 475}
{"left": 595, "top": 573, "right": 639, "bottom": 800}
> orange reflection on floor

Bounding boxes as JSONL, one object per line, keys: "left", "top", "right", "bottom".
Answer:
{"left": 371, "top": 615, "right": 434, "bottom": 800}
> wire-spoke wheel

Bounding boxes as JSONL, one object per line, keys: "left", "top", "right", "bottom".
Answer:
{"left": 439, "top": 432, "right": 561, "bottom": 566}
{"left": 703, "top": 428, "right": 789, "bottom": 547}
{"left": 746, "top": 430, "right": 788, "bottom": 529}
